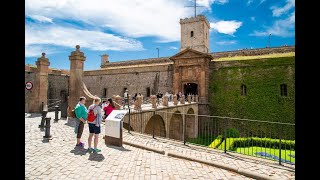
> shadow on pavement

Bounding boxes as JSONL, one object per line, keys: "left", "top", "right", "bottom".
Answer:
{"left": 106, "top": 145, "right": 131, "bottom": 152}
{"left": 88, "top": 153, "right": 105, "bottom": 162}
{"left": 65, "top": 119, "right": 76, "bottom": 128}
{"left": 70, "top": 147, "right": 88, "bottom": 156}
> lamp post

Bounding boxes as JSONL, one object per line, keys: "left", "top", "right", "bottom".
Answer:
{"left": 156, "top": 48, "right": 159, "bottom": 58}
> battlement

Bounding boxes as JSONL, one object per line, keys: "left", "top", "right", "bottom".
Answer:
{"left": 180, "top": 15, "right": 210, "bottom": 27}
{"left": 25, "top": 64, "right": 70, "bottom": 76}
{"left": 100, "top": 57, "right": 172, "bottom": 68}
{"left": 210, "top": 46, "right": 295, "bottom": 60}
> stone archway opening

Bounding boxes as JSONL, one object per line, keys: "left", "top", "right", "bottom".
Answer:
{"left": 169, "top": 111, "right": 183, "bottom": 140}
{"left": 184, "top": 83, "right": 198, "bottom": 96}
{"left": 186, "top": 108, "right": 197, "bottom": 139}
{"left": 144, "top": 115, "right": 166, "bottom": 137}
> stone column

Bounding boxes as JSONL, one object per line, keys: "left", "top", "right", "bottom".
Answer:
{"left": 29, "top": 53, "right": 50, "bottom": 113}
{"left": 173, "top": 95, "right": 178, "bottom": 105}
{"left": 162, "top": 95, "right": 168, "bottom": 107}
{"left": 112, "top": 95, "right": 116, "bottom": 103}
{"left": 192, "top": 95, "right": 195, "bottom": 102}
{"left": 180, "top": 95, "right": 185, "bottom": 104}
{"left": 128, "top": 94, "right": 131, "bottom": 106}
{"left": 150, "top": 95, "right": 157, "bottom": 108}
{"left": 134, "top": 95, "right": 142, "bottom": 110}
{"left": 195, "top": 95, "right": 199, "bottom": 102}
{"left": 68, "top": 45, "right": 94, "bottom": 113}
{"left": 115, "top": 95, "right": 122, "bottom": 110}
{"left": 188, "top": 94, "right": 191, "bottom": 103}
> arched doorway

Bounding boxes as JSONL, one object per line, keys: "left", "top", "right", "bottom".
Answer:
{"left": 184, "top": 83, "right": 198, "bottom": 96}
{"left": 144, "top": 115, "right": 166, "bottom": 137}
{"left": 169, "top": 111, "right": 183, "bottom": 140}
{"left": 186, "top": 108, "right": 196, "bottom": 139}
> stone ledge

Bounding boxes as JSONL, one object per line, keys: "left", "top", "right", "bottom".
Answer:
{"left": 123, "top": 140, "right": 165, "bottom": 155}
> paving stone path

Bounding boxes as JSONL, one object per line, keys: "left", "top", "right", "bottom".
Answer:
{"left": 25, "top": 112, "right": 252, "bottom": 180}
{"left": 122, "top": 129, "right": 295, "bottom": 179}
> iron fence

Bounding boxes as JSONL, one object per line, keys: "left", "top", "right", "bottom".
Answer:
{"left": 124, "top": 110, "right": 295, "bottom": 165}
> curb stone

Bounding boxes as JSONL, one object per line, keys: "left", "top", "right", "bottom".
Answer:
{"left": 123, "top": 141, "right": 165, "bottom": 155}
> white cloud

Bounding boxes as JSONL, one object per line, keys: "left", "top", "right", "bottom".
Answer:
{"left": 259, "top": 0, "right": 266, "bottom": 5}
{"left": 25, "top": 0, "right": 228, "bottom": 43}
{"left": 250, "top": 12, "right": 295, "bottom": 37}
{"left": 217, "top": 40, "right": 237, "bottom": 45}
{"left": 169, "top": 46, "right": 178, "bottom": 50}
{"left": 25, "top": 45, "right": 58, "bottom": 57}
{"left": 210, "top": 21, "right": 242, "bottom": 35}
{"left": 27, "top": 15, "right": 53, "bottom": 23}
{"left": 25, "top": 24, "right": 144, "bottom": 57}
{"left": 250, "top": 17, "right": 255, "bottom": 21}
{"left": 271, "top": 0, "right": 295, "bottom": 17}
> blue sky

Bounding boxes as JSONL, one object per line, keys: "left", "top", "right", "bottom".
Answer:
{"left": 25, "top": 0, "right": 295, "bottom": 70}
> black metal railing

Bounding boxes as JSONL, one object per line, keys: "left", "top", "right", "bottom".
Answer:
{"left": 123, "top": 110, "right": 295, "bottom": 165}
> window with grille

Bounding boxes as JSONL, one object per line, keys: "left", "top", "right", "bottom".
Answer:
{"left": 280, "top": 84, "right": 287, "bottom": 96}
{"left": 241, "top": 84, "right": 247, "bottom": 96}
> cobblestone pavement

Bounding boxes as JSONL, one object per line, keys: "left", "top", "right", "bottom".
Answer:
{"left": 25, "top": 113, "right": 252, "bottom": 180}
{"left": 122, "top": 132, "right": 295, "bottom": 180}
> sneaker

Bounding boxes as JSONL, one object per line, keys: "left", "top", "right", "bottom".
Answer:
{"left": 93, "top": 148, "right": 101, "bottom": 153}
{"left": 76, "top": 142, "right": 85, "bottom": 147}
{"left": 87, "top": 148, "right": 93, "bottom": 153}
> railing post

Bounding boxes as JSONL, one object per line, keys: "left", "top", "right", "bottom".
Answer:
{"left": 279, "top": 124, "right": 282, "bottom": 165}
{"left": 224, "top": 121, "right": 227, "bottom": 153}
{"left": 152, "top": 110, "right": 155, "bottom": 138}
{"left": 183, "top": 113, "right": 186, "bottom": 145}
{"left": 128, "top": 108, "right": 131, "bottom": 133}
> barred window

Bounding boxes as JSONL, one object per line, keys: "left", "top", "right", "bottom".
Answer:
{"left": 280, "top": 84, "right": 287, "bottom": 96}
{"left": 241, "top": 84, "right": 247, "bottom": 96}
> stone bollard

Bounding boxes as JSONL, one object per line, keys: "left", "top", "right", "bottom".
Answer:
{"left": 162, "top": 95, "right": 168, "bottom": 107}
{"left": 195, "top": 95, "right": 199, "bottom": 102}
{"left": 112, "top": 95, "right": 116, "bottom": 103}
{"left": 134, "top": 95, "right": 142, "bottom": 110}
{"left": 173, "top": 95, "right": 178, "bottom": 105}
{"left": 150, "top": 95, "right": 157, "bottom": 108}
{"left": 188, "top": 94, "right": 191, "bottom": 103}
{"left": 43, "top": 117, "right": 52, "bottom": 139}
{"left": 128, "top": 95, "right": 131, "bottom": 106}
{"left": 115, "top": 95, "right": 122, "bottom": 110}
{"left": 54, "top": 105, "right": 59, "bottom": 122}
{"left": 39, "top": 105, "right": 48, "bottom": 128}
{"left": 180, "top": 95, "right": 185, "bottom": 104}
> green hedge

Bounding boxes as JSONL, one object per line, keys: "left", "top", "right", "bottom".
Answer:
{"left": 218, "top": 137, "right": 295, "bottom": 151}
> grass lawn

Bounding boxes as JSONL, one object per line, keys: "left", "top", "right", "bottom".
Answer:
{"left": 234, "top": 146, "right": 295, "bottom": 163}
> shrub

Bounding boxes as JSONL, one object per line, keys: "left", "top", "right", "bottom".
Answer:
{"left": 224, "top": 128, "right": 240, "bottom": 138}
{"left": 229, "top": 137, "right": 295, "bottom": 151}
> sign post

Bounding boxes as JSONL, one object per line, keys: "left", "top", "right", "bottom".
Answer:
{"left": 25, "top": 82, "right": 33, "bottom": 114}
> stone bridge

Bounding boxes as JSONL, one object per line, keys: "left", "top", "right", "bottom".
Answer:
{"left": 123, "top": 102, "right": 198, "bottom": 141}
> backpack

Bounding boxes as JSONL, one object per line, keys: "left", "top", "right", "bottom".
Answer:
{"left": 87, "top": 105, "right": 97, "bottom": 122}
{"left": 71, "top": 109, "right": 76, "bottom": 118}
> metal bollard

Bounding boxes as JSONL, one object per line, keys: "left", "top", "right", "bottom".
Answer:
{"left": 43, "top": 117, "right": 52, "bottom": 139}
{"left": 39, "top": 109, "right": 48, "bottom": 128}
{"left": 54, "top": 105, "right": 59, "bottom": 122}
